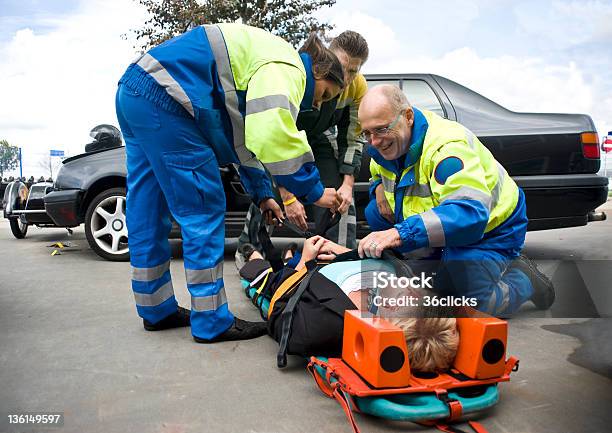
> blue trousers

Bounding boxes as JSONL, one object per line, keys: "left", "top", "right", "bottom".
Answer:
{"left": 365, "top": 200, "right": 533, "bottom": 315}
{"left": 116, "top": 84, "right": 234, "bottom": 339}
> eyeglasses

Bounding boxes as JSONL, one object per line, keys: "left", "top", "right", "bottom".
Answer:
{"left": 360, "top": 112, "right": 403, "bottom": 142}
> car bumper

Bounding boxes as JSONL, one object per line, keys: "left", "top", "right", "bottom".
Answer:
{"left": 44, "top": 189, "right": 84, "bottom": 227}
{"left": 515, "top": 174, "right": 609, "bottom": 231}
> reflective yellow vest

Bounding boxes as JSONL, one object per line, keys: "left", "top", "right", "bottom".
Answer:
{"left": 123, "top": 23, "right": 324, "bottom": 203}
{"left": 219, "top": 24, "right": 313, "bottom": 174}
{"left": 369, "top": 109, "right": 519, "bottom": 248}
{"left": 334, "top": 74, "right": 368, "bottom": 175}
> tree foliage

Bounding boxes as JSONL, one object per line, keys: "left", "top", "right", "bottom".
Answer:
{"left": 130, "top": 0, "right": 336, "bottom": 50}
{"left": 0, "top": 140, "right": 19, "bottom": 179}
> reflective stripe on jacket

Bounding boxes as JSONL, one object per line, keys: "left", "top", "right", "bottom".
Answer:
{"left": 120, "top": 23, "right": 323, "bottom": 204}
{"left": 334, "top": 73, "right": 367, "bottom": 176}
{"left": 368, "top": 108, "right": 519, "bottom": 251}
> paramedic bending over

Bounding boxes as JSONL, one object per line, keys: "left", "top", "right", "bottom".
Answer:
{"left": 115, "top": 23, "right": 344, "bottom": 343}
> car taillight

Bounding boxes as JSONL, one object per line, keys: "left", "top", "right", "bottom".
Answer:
{"left": 581, "top": 132, "right": 600, "bottom": 159}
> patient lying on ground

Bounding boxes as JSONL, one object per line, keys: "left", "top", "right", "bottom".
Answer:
{"left": 239, "top": 236, "right": 459, "bottom": 372}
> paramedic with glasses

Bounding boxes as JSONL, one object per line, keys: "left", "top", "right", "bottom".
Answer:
{"left": 349, "top": 85, "right": 555, "bottom": 316}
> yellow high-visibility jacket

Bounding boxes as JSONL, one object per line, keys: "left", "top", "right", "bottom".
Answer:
{"left": 120, "top": 23, "right": 325, "bottom": 204}
{"left": 369, "top": 108, "right": 520, "bottom": 251}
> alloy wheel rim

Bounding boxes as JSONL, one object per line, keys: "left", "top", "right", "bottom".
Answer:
{"left": 90, "top": 195, "right": 129, "bottom": 255}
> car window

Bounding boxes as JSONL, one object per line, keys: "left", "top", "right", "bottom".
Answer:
{"left": 366, "top": 80, "right": 400, "bottom": 89}
{"left": 401, "top": 80, "right": 445, "bottom": 118}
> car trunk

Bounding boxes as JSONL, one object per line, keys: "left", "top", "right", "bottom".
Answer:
{"left": 432, "top": 75, "right": 600, "bottom": 176}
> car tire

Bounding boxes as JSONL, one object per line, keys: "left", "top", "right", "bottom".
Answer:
{"left": 9, "top": 218, "right": 28, "bottom": 239}
{"left": 85, "top": 187, "right": 130, "bottom": 261}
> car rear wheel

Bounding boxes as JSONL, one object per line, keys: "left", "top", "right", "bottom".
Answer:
{"left": 9, "top": 218, "right": 28, "bottom": 239}
{"left": 85, "top": 187, "right": 129, "bottom": 261}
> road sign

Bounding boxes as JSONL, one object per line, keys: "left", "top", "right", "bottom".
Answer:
{"left": 50, "top": 150, "right": 64, "bottom": 157}
{"left": 602, "top": 133, "right": 612, "bottom": 153}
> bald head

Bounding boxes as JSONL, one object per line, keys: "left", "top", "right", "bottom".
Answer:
{"left": 361, "top": 85, "right": 411, "bottom": 117}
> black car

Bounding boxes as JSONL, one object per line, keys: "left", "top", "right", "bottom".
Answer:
{"left": 4, "top": 74, "right": 608, "bottom": 261}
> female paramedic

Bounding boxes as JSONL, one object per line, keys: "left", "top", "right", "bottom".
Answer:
{"left": 115, "top": 23, "right": 345, "bottom": 343}
{"left": 235, "top": 30, "right": 370, "bottom": 262}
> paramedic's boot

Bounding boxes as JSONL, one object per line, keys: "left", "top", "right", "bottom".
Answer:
{"left": 193, "top": 318, "right": 267, "bottom": 343}
{"left": 143, "top": 306, "right": 191, "bottom": 331}
{"left": 511, "top": 255, "right": 555, "bottom": 310}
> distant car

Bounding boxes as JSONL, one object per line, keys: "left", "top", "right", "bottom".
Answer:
{"left": 3, "top": 74, "right": 608, "bottom": 261}
{"left": 0, "top": 182, "right": 7, "bottom": 208}
{"left": 2, "top": 181, "right": 55, "bottom": 239}
{"left": 42, "top": 146, "right": 248, "bottom": 261}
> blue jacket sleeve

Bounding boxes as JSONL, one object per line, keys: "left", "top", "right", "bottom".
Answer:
{"left": 274, "top": 162, "right": 325, "bottom": 204}
{"left": 394, "top": 199, "right": 489, "bottom": 253}
{"left": 237, "top": 165, "right": 274, "bottom": 205}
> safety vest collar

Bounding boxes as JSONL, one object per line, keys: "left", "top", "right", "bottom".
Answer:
{"left": 367, "top": 107, "right": 429, "bottom": 176}
{"left": 404, "top": 107, "right": 428, "bottom": 167}
{"left": 299, "top": 53, "right": 315, "bottom": 112}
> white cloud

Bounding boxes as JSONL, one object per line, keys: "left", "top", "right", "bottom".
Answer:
{"left": 514, "top": 0, "right": 612, "bottom": 50}
{"left": 0, "top": 0, "right": 146, "bottom": 178}
{"left": 382, "top": 48, "right": 610, "bottom": 139}
{"left": 327, "top": 10, "right": 401, "bottom": 62}
{"left": 1, "top": 0, "right": 611, "bottom": 178}
{"left": 328, "top": 9, "right": 611, "bottom": 152}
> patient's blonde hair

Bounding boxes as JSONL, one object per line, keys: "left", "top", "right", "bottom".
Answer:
{"left": 389, "top": 317, "right": 459, "bottom": 373}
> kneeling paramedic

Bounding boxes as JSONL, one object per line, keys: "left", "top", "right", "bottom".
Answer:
{"left": 356, "top": 85, "right": 555, "bottom": 316}
{"left": 115, "top": 23, "right": 345, "bottom": 343}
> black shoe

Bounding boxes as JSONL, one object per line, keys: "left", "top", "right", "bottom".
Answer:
{"left": 235, "top": 243, "right": 258, "bottom": 270}
{"left": 193, "top": 318, "right": 267, "bottom": 343}
{"left": 239, "top": 243, "right": 258, "bottom": 260}
{"left": 511, "top": 255, "right": 555, "bottom": 310}
{"left": 143, "top": 307, "right": 191, "bottom": 331}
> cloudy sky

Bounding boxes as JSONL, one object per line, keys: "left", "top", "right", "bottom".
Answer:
{"left": 1, "top": 0, "right": 611, "bottom": 178}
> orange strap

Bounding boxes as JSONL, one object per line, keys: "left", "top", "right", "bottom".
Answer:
{"left": 420, "top": 421, "right": 490, "bottom": 433}
{"left": 267, "top": 266, "right": 308, "bottom": 319}
{"left": 448, "top": 400, "right": 463, "bottom": 420}
{"left": 332, "top": 386, "right": 361, "bottom": 433}
{"left": 467, "top": 421, "right": 489, "bottom": 433}
{"left": 434, "top": 392, "right": 463, "bottom": 421}
{"left": 504, "top": 356, "right": 520, "bottom": 375}
{"left": 306, "top": 360, "right": 335, "bottom": 398}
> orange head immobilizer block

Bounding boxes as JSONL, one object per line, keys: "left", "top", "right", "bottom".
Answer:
{"left": 342, "top": 310, "right": 411, "bottom": 388}
{"left": 453, "top": 308, "right": 508, "bottom": 379}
